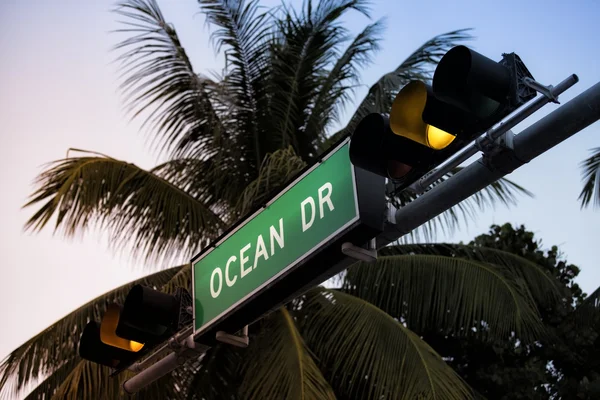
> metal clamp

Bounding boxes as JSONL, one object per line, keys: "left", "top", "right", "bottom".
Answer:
{"left": 216, "top": 325, "right": 249, "bottom": 348}
{"left": 123, "top": 335, "right": 209, "bottom": 394}
{"left": 475, "top": 130, "right": 515, "bottom": 157}
{"left": 523, "top": 77, "right": 560, "bottom": 103}
{"left": 341, "top": 238, "right": 377, "bottom": 263}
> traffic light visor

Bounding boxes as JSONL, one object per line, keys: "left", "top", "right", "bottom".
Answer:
{"left": 390, "top": 81, "right": 456, "bottom": 150}
{"left": 433, "top": 45, "right": 510, "bottom": 119}
{"left": 100, "top": 304, "right": 144, "bottom": 352}
{"left": 79, "top": 322, "right": 139, "bottom": 368}
{"left": 116, "top": 285, "right": 179, "bottom": 343}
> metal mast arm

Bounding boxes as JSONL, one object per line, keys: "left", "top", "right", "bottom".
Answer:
{"left": 378, "top": 80, "right": 600, "bottom": 247}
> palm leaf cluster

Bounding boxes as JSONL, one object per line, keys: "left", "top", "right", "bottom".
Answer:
{"left": 19, "top": 0, "right": 525, "bottom": 265}
{"left": 1, "top": 243, "right": 569, "bottom": 399}
{"left": 578, "top": 146, "right": 600, "bottom": 209}
{"left": 1, "top": 0, "right": 544, "bottom": 398}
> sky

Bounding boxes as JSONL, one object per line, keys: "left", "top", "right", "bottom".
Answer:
{"left": 0, "top": 0, "right": 599, "bottom": 369}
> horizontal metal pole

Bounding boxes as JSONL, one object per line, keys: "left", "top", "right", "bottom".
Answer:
{"left": 378, "top": 80, "right": 600, "bottom": 247}
{"left": 407, "top": 74, "right": 579, "bottom": 194}
{"left": 122, "top": 335, "right": 208, "bottom": 394}
{"left": 123, "top": 352, "right": 182, "bottom": 394}
{"left": 127, "top": 326, "right": 195, "bottom": 373}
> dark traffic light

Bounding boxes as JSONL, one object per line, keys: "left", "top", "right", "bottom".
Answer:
{"left": 79, "top": 321, "right": 141, "bottom": 368}
{"left": 78, "top": 285, "right": 192, "bottom": 372}
{"left": 349, "top": 45, "right": 536, "bottom": 190}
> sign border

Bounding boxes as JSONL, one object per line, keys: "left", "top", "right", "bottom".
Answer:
{"left": 191, "top": 138, "right": 359, "bottom": 335}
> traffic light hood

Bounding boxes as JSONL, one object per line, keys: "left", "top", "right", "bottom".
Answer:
{"left": 349, "top": 112, "right": 434, "bottom": 180}
{"left": 433, "top": 45, "right": 512, "bottom": 120}
{"left": 390, "top": 81, "right": 457, "bottom": 150}
{"left": 116, "top": 285, "right": 180, "bottom": 344}
{"left": 100, "top": 304, "right": 144, "bottom": 352}
{"left": 79, "top": 322, "right": 140, "bottom": 368}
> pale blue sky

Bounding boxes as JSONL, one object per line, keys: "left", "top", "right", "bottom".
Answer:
{"left": 0, "top": 0, "right": 599, "bottom": 364}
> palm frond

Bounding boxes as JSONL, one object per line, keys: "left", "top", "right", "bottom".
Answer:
{"left": 235, "top": 146, "right": 306, "bottom": 216}
{"left": 239, "top": 308, "right": 336, "bottom": 400}
{"left": 306, "top": 19, "right": 385, "bottom": 151}
{"left": 325, "top": 29, "right": 473, "bottom": 148}
{"left": 22, "top": 359, "right": 79, "bottom": 400}
{"left": 113, "top": 0, "right": 227, "bottom": 158}
{"left": 199, "top": 0, "right": 274, "bottom": 171}
{"left": 150, "top": 157, "right": 244, "bottom": 224}
{"left": 269, "top": 0, "right": 372, "bottom": 159}
{"left": 24, "top": 151, "right": 224, "bottom": 264}
{"left": 573, "top": 285, "right": 600, "bottom": 328}
{"left": 0, "top": 266, "right": 185, "bottom": 398}
{"left": 43, "top": 359, "right": 183, "bottom": 400}
{"left": 186, "top": 345, "right": 242, "bottom": 400}
{"left": 379, "top": 244, "right": 564, "bottom": 308}
{"left": 341, "top": 254, "right": 545, "bottom": 341}
{"left": 578, "top": 147, "right": 600, "bottom": 208}
{"left": 393, "top": 167, "right": 533, "bottom": 242}
{"left": 297, "top": 287, "right": 473, "bottom": 400}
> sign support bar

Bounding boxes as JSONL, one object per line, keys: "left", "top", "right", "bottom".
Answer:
{"left": 405, "top": 74, "right": 579, "bottom": 194}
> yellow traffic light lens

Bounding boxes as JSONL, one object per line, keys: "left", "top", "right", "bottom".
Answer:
{"left": 425, "top": 124, "right": 455, "bottom": 149}
{"left": 100, "top": 304, "right": 144, "bottom": 352}
{"left": 390, "top": 81, "right": 455, "bottom": 150}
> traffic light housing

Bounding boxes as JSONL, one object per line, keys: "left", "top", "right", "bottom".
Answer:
{"left": 78, "top": 286, "right": 192, "bottom": 372}
{"left": 116, "top": 285, "right": 180, "bottom": 343}
{"left": 350, "top": 46, "right": 536, "bottom": 190}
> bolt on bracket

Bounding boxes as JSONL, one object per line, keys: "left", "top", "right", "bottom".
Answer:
{"left": 523, "top": 77, "right": 560, "bottom": 103}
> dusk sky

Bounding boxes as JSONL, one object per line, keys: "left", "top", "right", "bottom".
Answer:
{"left": 1, "top": 0, "right": 599, "bottom": 367}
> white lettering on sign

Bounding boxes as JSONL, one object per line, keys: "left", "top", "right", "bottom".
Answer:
{"left": 253, "top": 234, "right": 269, "bottom": 269}
{"left": 210, "top": 267, "right": 223, "bottom": 298}
{"left": 301, "top": 182, "right": 334, "bottom": 232}
{"left": 301, "top": 197, "right": 315, "bottom": 232}
{"left": 225, "top": 255, "right": 237, "bottom": 287}
{"left": 206, "top": 179, "right": 335, "bottom": 299}
{"left": 318, "top": 182, "right": 334, "bottom": 217}
{"left": 270, "top": 218, "right": 285, "bottom": 255}
{"left": 240, "top": 243, "right": 252, "bottom": 278}
{"left": 208, "top": 218, "right": 286, "bottom": 299}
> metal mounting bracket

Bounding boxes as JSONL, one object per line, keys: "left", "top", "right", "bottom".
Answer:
{"left": 216, "top": 325, "right": 249, "bottom": 348}
{"left": 175, "top": 287, "right": 194, "bottom": 329}
{"left": 475, "top": 129, "right": 515, "bottom": 157}
{"left": 341, "top": 238, "right": 377, "bottom": 263}
{"left": 523, "top": 77, "right": 560, "bottom": 104}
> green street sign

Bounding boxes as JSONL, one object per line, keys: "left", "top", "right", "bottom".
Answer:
{"left": 192, "top": 141, "right": 361, "bottom": 334}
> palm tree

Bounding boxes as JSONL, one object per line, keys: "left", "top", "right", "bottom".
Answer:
{"left": 578, "top": 147, "right": 600, "bottom": 208}
{"left": 0, "top": 0, "right": 542, "bottom": 398}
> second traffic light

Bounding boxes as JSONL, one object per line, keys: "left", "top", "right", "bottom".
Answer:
{"left": 350, "top": 45, "right": 536, "bottom": 190}
{"left": 78, "top": 285, "right": 192, "bottom": 371}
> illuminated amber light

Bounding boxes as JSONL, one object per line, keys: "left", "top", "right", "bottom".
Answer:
{"left": 425, "top": 124, "right": 456, "bottom": 149}
{"left": 390, "top": 81, "right": 455, "bottom": 150}
{"left": 100, "top": 304, "right": 144, "bottom": 352}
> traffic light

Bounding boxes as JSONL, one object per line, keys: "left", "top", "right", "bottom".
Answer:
{"left": 78, "top": 285, "right": 192, "bottom": 371}
{"left": 350, "top": 45, "right": 536, "bottom": 190}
